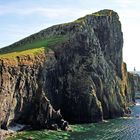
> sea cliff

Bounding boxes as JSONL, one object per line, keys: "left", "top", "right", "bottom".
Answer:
{"left": 0, "top": 9, "right": 139, "bottom": 131}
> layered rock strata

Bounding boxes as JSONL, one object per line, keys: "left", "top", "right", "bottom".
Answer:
{"left": 0, "top": 9, "right": 139, "bottom": 130}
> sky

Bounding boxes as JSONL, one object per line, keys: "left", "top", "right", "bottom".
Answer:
{"left": 0, "top": 0, "right": 140, "bottom": 71}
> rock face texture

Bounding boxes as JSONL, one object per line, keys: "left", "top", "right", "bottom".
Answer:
{"left": 121, "top": 63, "right": 139, "bottom": 104}
{"left": 0, "top": 54, "right": 65, "bottom": 130}
{"left": 127, "top": 72, "right": 140, "bottom": 100}
{"left": 0, "top": 9, "right": 139, "bottom": 129}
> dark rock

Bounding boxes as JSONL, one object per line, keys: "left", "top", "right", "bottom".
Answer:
{"left": 128, "top": 72, "right": 140, "bottom": 100}
{"left": 59, "top": 119, "right": 69, "bottom": 131}
{"left": 27, "top": 137, "right": 34, "bottom": 140}
{"left": 49, "top": 124, "right": 58, "bottom": 131}
{"left": 0, "top": 9, "right": 140, "bottom": 130}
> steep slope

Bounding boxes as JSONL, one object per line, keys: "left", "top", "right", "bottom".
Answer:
{"left": 0, "top": 9, "right": 137, "bottom": 130}
{"left": 128, "top": 72, "right": 140, "bottom": 99}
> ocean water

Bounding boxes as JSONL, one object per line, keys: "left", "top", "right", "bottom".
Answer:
{"left": 8, "top": 99, "right": 140, "bottom": 140}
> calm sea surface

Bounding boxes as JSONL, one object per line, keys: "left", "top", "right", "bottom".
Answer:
{"left": 8, "top": 99, "right": 140, "bottom": 140}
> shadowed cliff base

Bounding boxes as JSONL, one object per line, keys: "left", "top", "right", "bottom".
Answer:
{"left": 0, "top": 9, "right": 139, "bottom": 134}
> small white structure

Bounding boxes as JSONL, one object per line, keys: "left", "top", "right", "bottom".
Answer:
{"left": 134, "top": 67, "right": 136, "bottom": 74}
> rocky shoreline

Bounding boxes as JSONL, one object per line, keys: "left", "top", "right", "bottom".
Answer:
{"left": 0, "top": 129, "right": 15, "bottom": 140}
{"left": 0, "top": 9, "right": 140, "bottom": 136}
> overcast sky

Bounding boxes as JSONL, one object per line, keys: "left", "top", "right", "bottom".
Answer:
{"left": 0, "top": 0, "right": 139, "bottom": 71}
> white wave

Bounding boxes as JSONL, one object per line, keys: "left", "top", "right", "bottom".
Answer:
{"left": 8, "top": 123, "right": 26, "bottom": 132}
{"left": 136, "top": 102, "right": 140, "bottom": 106}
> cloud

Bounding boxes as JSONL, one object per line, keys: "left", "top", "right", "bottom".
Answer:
{"left": 114, "top": 0, "right": 139, "bottom": 8}
{"left": 116, "top": 0, "right": 134, "bottom": 5}
{"left": 0, "top": 23, "right": 52, "bottom": 47}
{"left": 0, "top": 4, "right": 93, "bottom": 20}
{"left": 0, "top": 2, "right": 94, "bottom": 47}
{"left": 115, "top": 0, "right": 135, "bottom": 6}
{"left": 119, "top": 10, "right": 140, "bottom": 19}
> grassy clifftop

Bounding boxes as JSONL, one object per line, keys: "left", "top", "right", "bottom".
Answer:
{"left": 0, "top": 35, "right": 68, "bottom": 59}
{"left": 0, "top": 9, "right": 118, "bottom": 60}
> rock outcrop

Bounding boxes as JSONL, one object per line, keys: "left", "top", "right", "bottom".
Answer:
{"left": 0, "top": 9, "right": 139, "bottom": 130}
{"left": 128, "top": 72, "right": 140, "bottom": 100}
{"left": 121, "top": 63, "right": 140, "bottom": 104}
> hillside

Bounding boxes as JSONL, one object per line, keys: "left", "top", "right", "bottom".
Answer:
{"left": 0, "top": 9, "right": 139, "bottom": 131}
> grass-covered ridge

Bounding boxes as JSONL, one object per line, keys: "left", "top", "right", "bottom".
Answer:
{"left": 74, "top": 9, "right": 117, "bottom": 23}
{"left": 0, "top": 35, "right": 68, "bottom": 59}
{"left": 0, "top": 9, "right": 117, "bottom": 59}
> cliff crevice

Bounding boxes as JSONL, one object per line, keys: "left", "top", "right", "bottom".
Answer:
{"left": 0, "top": 9, "right": 139, "bottom": 130}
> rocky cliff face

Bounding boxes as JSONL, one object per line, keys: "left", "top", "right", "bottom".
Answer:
{"left": 127, "top": 72, "right": 140, "bottom": 100}
{"left": 0, "top": 9, "right": 138, "bottom": 130}
{"left": 121, "top": 63, "right": 138, "bottom": 104}
{"left": 0, "top": 54, "right": 66, "bottom": 130}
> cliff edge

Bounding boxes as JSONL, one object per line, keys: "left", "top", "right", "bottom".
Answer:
{"left": 0, "top": 9, "right": 139, "bottom": 130}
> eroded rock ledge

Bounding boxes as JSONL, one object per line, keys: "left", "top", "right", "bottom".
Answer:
{"left": 0, "top": 9, "right": 139, "bottom": 131}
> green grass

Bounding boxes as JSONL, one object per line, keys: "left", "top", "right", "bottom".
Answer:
{"left": 6, "top": 124, "right": 90, "bottom": 140}
{"left": 0, "top": 48, "right": 45, "bottom": 59}
{"left": 7, "top": 130, "right": 71, "bottom": 140}
{"left": 74, "top": 10, "right": 114, "bottom": 23}
{"left": 0, "top": 35, "right": 68, "bottom": 59}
